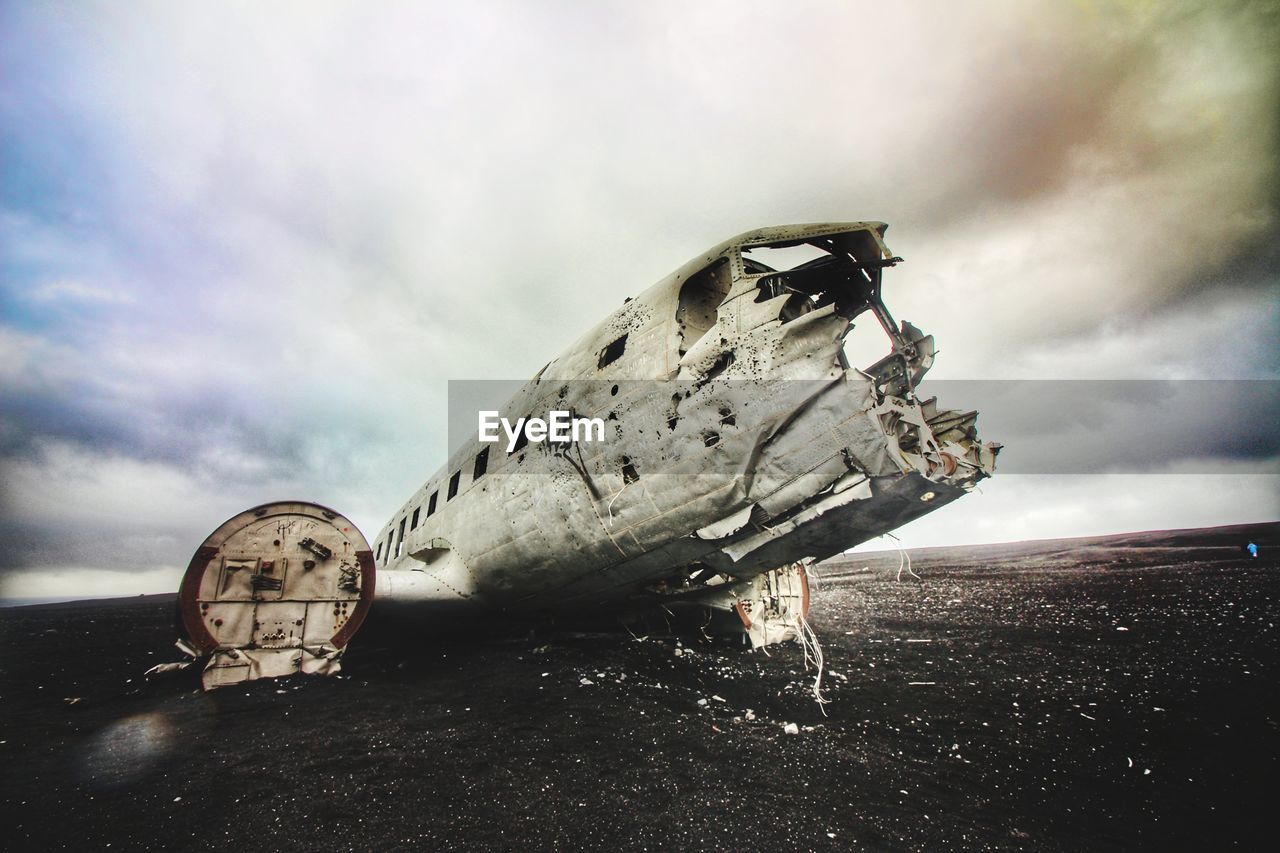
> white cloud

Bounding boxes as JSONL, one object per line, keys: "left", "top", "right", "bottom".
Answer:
{"left": 26, "top": 280, "right": 134, "bottom": 304}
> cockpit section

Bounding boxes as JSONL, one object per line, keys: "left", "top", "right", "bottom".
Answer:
{"left": 673, "top": 224, "right": 935, "bottom": 397}
{"left": 742, "top": 229, "right": 898, "bottom": 324}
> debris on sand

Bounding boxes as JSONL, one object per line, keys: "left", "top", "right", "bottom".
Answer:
{"left": 144, "top": 661, "right": 191, "bottom": 677}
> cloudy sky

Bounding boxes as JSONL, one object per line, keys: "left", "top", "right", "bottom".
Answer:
{"left": 1, "top": 1, "right": 1277, "bottom": 601}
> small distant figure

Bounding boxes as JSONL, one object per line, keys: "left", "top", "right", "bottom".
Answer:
{"left": 1246, "top": 542, "right": 1258, "bottom": 559}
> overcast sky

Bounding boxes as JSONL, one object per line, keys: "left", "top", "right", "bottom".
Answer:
{"left": 1, "top": 1, "right": 1277, "bottom": 601}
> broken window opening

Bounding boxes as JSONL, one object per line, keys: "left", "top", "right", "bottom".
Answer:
{"left": 598, "top": 334, "right": 628, "bottom": 369}
{"left": 427, "top": 490, "right": 438, "bottom": 516}
{"left": 703, "top": 431, "right": 720, "bottom": 447}
{"left": 411, "top": 507, "right": 420, "bottom": 530}
{"left": 745, "top": 236, "right": 888, "bottom": 322}
{"left": 396, "top": 517, "right": 407, "bottom": 558}
{"left": 473, "top": 447, "right": 489, "bottom": 480}
{"left": 376, "top": 541, "right": 383, "bottom": 561}
{"left": 843, "top": 315, "right": 897, "bottom": 376}
{"left": 676, "top": 257, "right": 731, "bottom": 356}
{"left": 447, "top": 471, "right": 461, "bottom": 500}
{"left": 621, "top": 456, "right": 640, "bottom": 484}
{"left": 741, "top": 241, "right": 834, "bottom": 272}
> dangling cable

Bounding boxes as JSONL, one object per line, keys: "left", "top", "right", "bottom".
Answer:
{"left": 805, "top": 560, "right": 821, "bottom": 592}
{"left": 796, "top": 611, "right": 829, "bottom": 714}
{"left": 885, "top": 532, "right": 919, "bottom": 581}
{"left": 782, "top": 563, "right": 828, "bottom": 713}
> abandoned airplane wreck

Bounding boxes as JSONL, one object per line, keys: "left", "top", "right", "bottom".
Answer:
{"left": 176, "top": 223, "right": 1000, "bottom": 688}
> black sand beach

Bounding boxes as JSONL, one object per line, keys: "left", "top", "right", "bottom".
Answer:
{"left": 2, "top": 523, "right": 1276, "bottom": 851}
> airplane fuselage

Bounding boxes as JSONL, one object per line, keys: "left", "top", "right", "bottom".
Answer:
{"left": 371, "top": 223, "right": 998, "bottom": 619}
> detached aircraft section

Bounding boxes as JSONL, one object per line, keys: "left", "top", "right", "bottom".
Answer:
{"left": 177, "top": 502, "right": 375, "bottom": 690}
{"left": 174, "top": 223, "right": 999, "bottom": 688}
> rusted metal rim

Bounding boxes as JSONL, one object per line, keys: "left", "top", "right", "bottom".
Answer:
{"left": 178, "top": 545, "right": 222, "bottom": 653}
{"left": 925, "top": 451, "right": 958, "bottom": 478}
{"left": 332, "top": 549, "right": 376, "bottom": 647}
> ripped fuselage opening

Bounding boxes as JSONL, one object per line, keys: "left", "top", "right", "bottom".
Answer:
{"left": 676, "top": 257, "right": 731, "bottom": 357}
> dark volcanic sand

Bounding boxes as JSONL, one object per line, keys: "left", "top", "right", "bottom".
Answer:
{"left": 1, "top": 524, "right": 1277, "bottom": 851}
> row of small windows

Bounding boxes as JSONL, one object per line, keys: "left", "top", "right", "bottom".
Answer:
{"left": 375, "top": 390, "right": 655, "bottom": 563}
{"left": 377, "top": 316, "right": 635, "bottom": 564}
{"left": 376, "top": 444, "right": 493, "bottom": 564}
